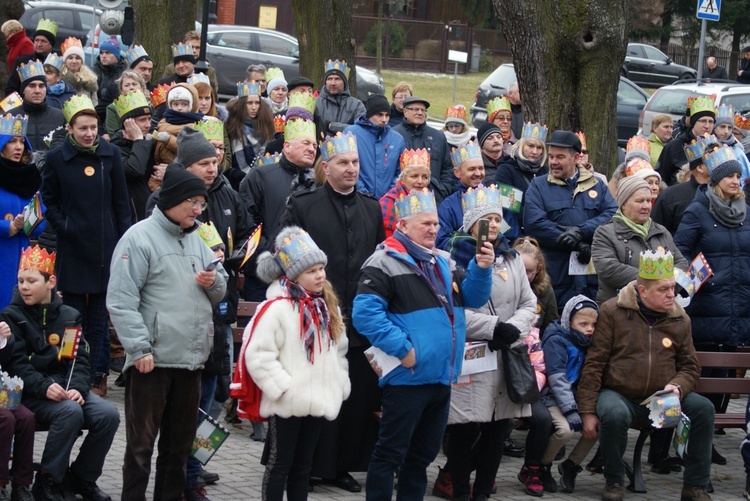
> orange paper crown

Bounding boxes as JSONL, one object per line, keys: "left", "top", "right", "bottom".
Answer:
{"left": 445, "top": 105, "right": 467, "bottom": 122}
{"left": 274, "top": 115, "right": 285, "bottom": 133}
{"left": 735, "top": 113, "right": 750, "bottom": 131}
{"left": 19, "top": 245, "right": 55, "bottom": 274}
{"left": 626, "top": 158, "right": 652, "bottom": 177}
{"left": 400, "top": 148, "right": 430, "bottom": 171}
{"left": 626, "top": 135, "right": 650, "bottom": 154}
{"left": 150, "top": 83, "right": 174, "bottom": 108}
{"left": 575, "top": 132, "right": 587, "bottom": 151}
{"left": 60, "top": 37, "right": 83, "bottom": 56}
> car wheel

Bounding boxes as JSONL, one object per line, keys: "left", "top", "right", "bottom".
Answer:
{"left": 678, "top": 73, "right": 693, "bottom": 82}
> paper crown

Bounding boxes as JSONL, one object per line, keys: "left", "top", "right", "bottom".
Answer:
{"left": 735, "top": 113, "right": 750, "bottom": 131}
{"left": 237, "top": 80, "right": 261, "bottom": 97}
{"left": 450, "top": 141, "right": 482, "bottom": 168}
{"left": 35, "top": 18, "right": 58, "bottom": 37}
{"left": 150, "top": 83, "right": 174, "bottom": 108}
{"left": 522, "top": 122, "right": 548, "bottom": 141}
{"left": 62, "top": 95, "right": 95, "bottom": 123}
{"left": 704, "top": 145, "right": 738, "bottom": 172}
{"left": 187, "top": 73, "right": 211, "bottom": 86}
{"left": 43, "top": 53, "right": 64, "bottom": 72}
{"left": 284, "top": 118, "right": 316, "bottom": 141}
{"left": 198, "top": 222, "right": 224, "bottom": 249}
{"left": 193, "top": 118, "right": 224, "bottom": 142}
{"left": 258, "top": 152, "right": 282, "bottom": 165}
{"left": 321, "top": 132, "right": 358, "bottom": 162}
{"left": 626, "top": 158, "right": 653, "bottom": 177}
{"left": 16, "top": 60, "right": 44, "bottom": 83}
{"left": 273, "top": 115, "right": 285, "bottom": 133}
{"left": 638, "top": 249, "right": 674, "bottom": 280}
{"left": 395, "top": 188, "right": 437, "bottom": 219}
{"left": 113, "top": 90, "right": 150, "bottom": 118}
{"left": 265, "top": 67, "right": 284, "bottom": 81}
{"left": 627, "top": 135, "right": 650, "bottom": 154}
{"left": 60, "top": 37, "right": 82, "bottom": 57}
{"left": 19, "top": 245, "right": 55, "bottom": 274}
{"left": 462, "top": 184, "right": 502, "bottom": 214}
{"left": 288, "top": 92, "right": 316, "bottom": 114}
{"left": 171, "top": 43, "right": 193, "bottom": 59}
{"left": 445, "top": 105, "right": 467, "bottom": 122}
{"left": 0, "top": 114, "right": 28, "bottom": 137}
{"left": 716, "top": 103, "right": 734, "bottom": 122}
{"left": 486, "top": 96, "right": 511, "bottom": 120}
{"left": 123, "top": 45, "right": 149, "bottom": 67}
{"left": 689, "top": 95, "right": 716, "bottom": 117}
{"left": 575, "top": 131, "right": 587, "bottom": 151}
{"left": 400, "top": 148, "right": 430, "bottom": 171}
{"left": 684, "top": 138, "right": 708, "bottom": 162}
{"left": 324, "top": 59, "right": 349, "bottom": 76}
{"left": 275, "top": 229, "right": 322, "bottom": 271}
{"left": 0, "top": 371, "right": 23, "bottom": 410}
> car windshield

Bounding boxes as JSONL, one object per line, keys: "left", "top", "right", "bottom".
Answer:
{"left": 720, "top": 94, "right": 750, "bottom": 115}
{"left": 647, "top": 89, "right": 698, "bottom": 114}
{"left": 485, "top": 65, "right": 517, "bottom": 90}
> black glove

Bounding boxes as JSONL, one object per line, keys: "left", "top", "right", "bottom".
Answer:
{"left": 556, "top": 226, "right": 583, "bottom": 250}
{"left": 488, "top": 321, "right": 521, "bottom": 351}
{"left": 564, "top": 409, "right": 583, "bottom": 432}
{"left": 576, "top": 242, "right": 592, "bottom": 264}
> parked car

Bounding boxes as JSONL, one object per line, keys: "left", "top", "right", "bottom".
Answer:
{"left": 638, "top": 81, "right": 750, "bottom": 136}
{"left": 203, "top": 25, "right": 384, "bottom": 102}
{"left": 470, "top": 64, "right": 649, "bottom": 146}
{"left": 20, "top": 1, "right": 101, "bottom": 50}
{"left": 622, "top": 43, "right": 697, "bottom": 88}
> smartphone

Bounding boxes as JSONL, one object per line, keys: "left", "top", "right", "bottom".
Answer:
{"left": 476, "top": 218, "right": 490, "bottom": 254}
{"left": 204, "top": 257, "right": 222, "bottom": 271}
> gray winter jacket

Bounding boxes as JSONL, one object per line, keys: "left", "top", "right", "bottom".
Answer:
{"left": 314, "top": 84, "right": 365, "bottom": 136}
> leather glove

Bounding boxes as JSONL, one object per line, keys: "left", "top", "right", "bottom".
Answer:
{"left": 556, "top": 226, "right": 583, "bottom": 250}
{"left": 565, "top": 410, "right": 583, "bottom": 432}
{"left": 488, "top": 321, "right": 521, "bottom": 351}
{"left": 576, "top": 242, "right": 592, "bottom": 264}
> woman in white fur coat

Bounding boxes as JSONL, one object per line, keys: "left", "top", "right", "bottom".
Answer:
{"left": 245, "top": 226, "right": 350, "bottom": 501}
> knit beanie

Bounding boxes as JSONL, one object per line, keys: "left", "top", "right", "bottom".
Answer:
{"left": 561, "top": 294, "right": 599, "bottom": 333}
{"left": 168, "top": 85, "right": 194, "bottom": 110}
{"left": 477, "top": 122, "right": 502, "bottom": 147}
{"left": 100, "top": 36, "right": 121, "bottom": 59}
{"left": 632, "top": 168, "right": 661, "bottom": 183}
{"left": 157, "top": 164, "right": 207, "bottom": 211}
{"left": 690, "top": 108, "right": 716, "bottom": 126}
{"left": 267, "top": 76, "right": 287, "bottom": 94}
{"left": 255, "top": 226, "right": 328, "bottom": 283}
{"left": 175, "top": 127, "right": 217, "bottom": 167}
{"left": 287, "top": 76, "right": 314, "bottom": 93}
{"left": 366, "top": 94, "right": 390, "bottom": 118}
{"left": 285, "top": 107, "right": 314, "bottom": 122}
{"left": 463, "top": 198, "right": 503, "bottom": 232}
{"left": 615, "top": 176, "right": 650, "bottom": 208}
{"left": 33, "top": 26, "right": 55, "bottom": 47}
{"left": 63, "top": 45, "right": 85, "bottom": 63}
{"left": 710, "top": 159, "right": 743, "bottom": 185}
{"left": 324, "top": 67, "right": 347, "bottom": 85}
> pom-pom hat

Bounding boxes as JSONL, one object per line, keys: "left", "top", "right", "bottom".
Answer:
{"left": 255, "top": 226, "right": 328, "bottom": 283}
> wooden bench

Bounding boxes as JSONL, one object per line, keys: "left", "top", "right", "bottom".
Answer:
{"left": 232, "top": 300, "right": 261, "bottom": 344}
{"left": 626, "top": 350, "right": 750, "bottom": 493}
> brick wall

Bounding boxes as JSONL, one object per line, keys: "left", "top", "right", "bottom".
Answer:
{"left": 217, "top": 0, "right": 236, "bottom": 25}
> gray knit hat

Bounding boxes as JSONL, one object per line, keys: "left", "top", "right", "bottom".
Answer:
{"left": 176, "top": 127, "right": 217, "bottom": 167}
{"left": 615, "top": 176, "right": 650, "bottom": 208}
{"left": 255, "top": 226, "right": 328, "bottom": 283}
{"left": 561, "top": 294, "right": 599, "bottom": 333}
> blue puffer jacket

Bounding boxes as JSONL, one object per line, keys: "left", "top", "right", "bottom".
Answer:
{"left": 352, "top": 235, "right": 492, "bottom": 387}
{"left": 523, "top": 167, "right": 617, "bottom": 309}
{"left": 674, "top": 185, "right": 750, "bottom": 347}
{"left": 345, "top": 117, "right": 405, "bottom": 199}
{"left": 540, "top": 319, "right": 591, "bottom": 414}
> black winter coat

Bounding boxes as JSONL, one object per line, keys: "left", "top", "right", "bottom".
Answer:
{"left": 8, "top": 101, "right": 66, "bottom": 153}
{"left": 656, "top": 129, "right": 694, "bottom": 186}
{"left": 93, "top": 59, "right": 127, "bottom": 121}
{"left": 392, "top": 121, "right": 454, "bottom": 203}
{"left": 111, "top": 131, "right": 156, "bottom": 223}
{"left": 651, "top": 176, "right": 702, "bottom": 235}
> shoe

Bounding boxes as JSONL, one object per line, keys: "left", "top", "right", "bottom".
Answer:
{"left": 200, "top": 467, "right": 220, "bottom": 485}
{"left": 586, "top": 447, "right": 604, "bottom": 473}
{"left": 32, "top": 473, "right": 64, "bottom": 501}
{"left": 433, "top": 466, "right": 453, "bottom": 499}
{"left": 602, "top": 482, "right": 624, "bottom": 501}
{"left": 65, "top": 469, "right": 111, "bottom": 501}
{"left": 680, "top": 485, "right": 712, "bottom": 501}
{"left": 504, "top": 437, "right": 525, "bottom": 458}
{"left": 711, "top": 446, "right": 727, "bottom": 465}
{"left": 558, "top": 459, "right": 582, "bottom": 493}
{"left": 554, "top": 445, "right": 566, "bottom": 461}
{"left": 518, "top": 465, "right": 544, "bottom": 497}
{"left": 185, "top": 484, "right": 211, "bottom": 501}
{"left": 224, "top": 398, "right": 241, "bottom": 424}
{"left": 114, "top": 372, "right": 126, "bottom": 387}
{"left": 540, "top": 464, "right": 557, "bottom": 492}
{"left": 109, "top": 356, "right": 125, "bottom": 373}
{"left": 251, "top": 421, "right": 266, "bottom": 442}
{"left": 334, "top": 472, "right": 361, "bottom": 493}
{"left": 91, "top": 373, "right": 107, "bottom": 398}
{"left": 10, "top": 485, "right": 33, "bottom": 501}
{"left": 0, "top": 487, "right": 9, "bottom": 501}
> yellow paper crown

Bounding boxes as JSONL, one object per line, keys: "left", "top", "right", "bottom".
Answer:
{"left": 198, "top": 222, "right": 224, "bottom": 249}
{"left": 486, "top": 96, "right": 511, "bottom": 121}
{"left": 35, "top": 18, "right": 58, "bottom": 37}
{"left": 60, "top": 37, "right": 83, "bottom": 57}
{"left": 395, "top": 188, "right": 437, "bottom": 220}
{"left": 638, "top": 249, "right": 674, "bottom": 280}
{"left": 0, "top": 114, "right": 28, "bottom": 137}
{"left": 324, "top": 59, "right": 349, "bottom": 76}
{"left": 193, "top": 118, "right": 224, "bottom": 142}
{"left": 113, "top": 90, "right": 150, "bottom": 118}
{"left": 627, "top": 135, "right": 650, "bottom": 154}
{"left": 19, "top": 245, "right": 56, "bottom": 274}
{"left": 689, "top": 95, "right": 716, "bottom": 117}
{"left": 450, "top": 141, "right": 482, "bottom": 168}
{"left": 284, "top": 118, "right": 316, "bottom": 141}
{"left": 237, "top": 80, "right": 261, "bottom": 97}
{"left": 462, "top": 184, "right": 502, "bottom": 214}
{"left": 62, "top": 95, "right": 95, "bottom": 123}
{"left": 522, "top": 122, "right": 548, "bottom": 141}
{"left": 321, "top": 132, "right": 358, "bottom": 162}
{"left": 445, "top": 105, "right": 467, "bottom": 123}
{"left": 150, "top": 83, "right": 174, "bottom": 108}
{"left": 258, "top": 152, "right": 283, "bottom": 165}
{"left": 400, "top": 148, "right": 430, "bottom": 171}
{"left": 265, "top": 67, "right": 284, "bottom": 81}
{"left": 288, "top": 92, "right": 316, "bottom": 114}
{"left": 16, "top": 60, "right": 44, "bottom": 83}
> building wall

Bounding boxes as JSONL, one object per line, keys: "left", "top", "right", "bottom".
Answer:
{"left": 232, "top": 0, "right": 296, "bottom": 35}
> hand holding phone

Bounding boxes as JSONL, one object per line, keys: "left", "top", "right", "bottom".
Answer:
{"left": 204, "top": 257, "right": 222, "bottom": 271}
{"left": 476, "top": 218, "right": 490, "bottom": 254}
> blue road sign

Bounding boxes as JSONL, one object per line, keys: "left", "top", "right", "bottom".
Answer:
{"left": 697, "top": 0, "right": 721, "bottom": 21}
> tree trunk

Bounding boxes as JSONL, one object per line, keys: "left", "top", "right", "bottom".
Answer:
{"left": 0, "top": 0, "right": 25, "bottom": 98}
{"left": 132, "top": 0, "right": 198, "bottom": 83}
{"left": 291, "top": 0, "right": 357, "bottom": 97}
{"left": 493, "top": 0, "right": 627, "bottom": 175}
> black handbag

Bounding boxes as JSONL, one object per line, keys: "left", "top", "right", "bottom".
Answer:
{"left": 501, "top": 343, "right": 540, "bottom": 404}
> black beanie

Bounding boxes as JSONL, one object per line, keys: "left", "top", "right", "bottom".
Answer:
{"left": 157, "top": 164, "right": 207, "bottom": 211}
{"left": 287, "top": 76, "right": 314, "bottom": 92}
{"left": 324, "top": 68, "right": 347, "bottom": 84}
{"left": 33, "top": 29, "right": 55, "bottom": 47}
{"left": 20, "top": 74, "right": 46, "bottom": 93}
{"left": 690, "top": 109, "right": 716, "bottom": 125}
{"left": 477, "top": 122, "right": 502, "bottom": 147}
{"left": 366, "top": 95, "right": 390, "bottom": 118}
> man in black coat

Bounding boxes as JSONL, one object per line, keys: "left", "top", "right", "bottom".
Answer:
{"left": 738, "top": 46, "right": 750, "bottom": 84}
{"left": 704, "top": 57, "right": 728, "bottom": 81}
{"left": 279, "top": 132, "right": 385, "bottom": 492}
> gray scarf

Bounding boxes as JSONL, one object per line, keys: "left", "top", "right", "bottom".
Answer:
{"left": 706, "top": 187, "right": 747, "bottom": 228}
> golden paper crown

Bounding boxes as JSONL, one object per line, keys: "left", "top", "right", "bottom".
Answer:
{"left": 187, "top": 73, "right": 211, "bottom": 86}
{"left": 462, "top": 184, "right": 502, "bottom": 214}
{"left": 324, "top": 59, "right": 349, "bottom": 76}
{"left": 638, "top": 249, "right": 674, "bottom": 280}
{"left": 237, "top": 80, "right": 261, "bottom": 97}
{"left": 575, "top": 131, "right": 587, "bottom": 151}
{"left": 395, "top": 188, "right": 437, "bottom": 219}
{"left": 258, "top": 152, "right": 282, "bottom": 166}
{"left": 274, "top": 115, "right": 285, "bottom": 133}
{"left": 627, "top": 135, "right": 650, "bottom": 154}
{"left": 113, "top": 90, "right": 150, "bottom": 118}
{"left": 486, "top": 96, "right": 511, "bottom": 121}
{"left": 522, "top": 122, "right": 548, "bottom": 141}
{"left": 689, "top": 95, "right": 716, "bottom": 117}
{"left": 62, "top": 95, "right": 95, "bottom": 123}
{"left": 684, "top": 138, "right": 708, "bottom": 162}
{"left": 198, "top": 222, "right": 224, "bottom": 249}
{"left": 445, "top": 105, "right": 467, "bottom": 123}
{"left": 735, "top": 114, "right": 750, "bottom": 131}
{"left": 284, "top": 118, "right": 316, "bottom": 141}
{"left": 321, "top": 132, "right": 358, "bottom": 162}
{"left": 400, "top": 148, "right": 430, "bottom": 171}
{"left": 265, "top": 67, "right": 284, "bottom": 82}
{"left": 171, "top": 43, "right": 193, "bottom": 59}
{"left": 626, "top": 158, "right": 653, "bottom": 177}
{"left": 288, "top": 92, "right": 316, "bottom": 114}
{"left": 60, "top": 37, "right": 83, "bottom": 57}
{"left": 19, "top": 245, "right": 55, "bottom": 274}
{"left": 123, "top": 45, "right": 149, "bottom": 67}
{"left": 704, "top": 145, "right": 738, "bottom": 172}
{"left": 450, "top": 141, "right": 482, "bottom": 168}
{"left": 0, "top": 114, "right": 28, "bottom": 137}
{"left": 16, "top": 60, "right": 44, "bottom": 83}
{"left": 150, "top": 83, "right": 174, "bottom": 108}
{"left": 193, "top": 118, "right": 224, "bottom": 142}
{"left": 35, "top": 18, "right": 58, "bottom": 37}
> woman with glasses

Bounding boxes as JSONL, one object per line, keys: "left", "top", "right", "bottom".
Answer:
{"left": 442, "top": 105, "right": 474, "bottom": 148}
{"left": 389, "top": 81, "right": 412, "bottom": 127}
{"left": 487, "top": 96, "right": 517, "bottom": 155}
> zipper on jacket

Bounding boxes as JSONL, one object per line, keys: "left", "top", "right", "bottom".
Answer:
{"left": 644, "top": 324, "right": 653, "bottom": 393}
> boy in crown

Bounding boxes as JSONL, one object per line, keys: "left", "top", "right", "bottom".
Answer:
{"left": 1, "top": 246, "right": 119, "bottom": 501}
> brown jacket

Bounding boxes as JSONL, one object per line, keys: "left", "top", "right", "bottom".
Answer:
{"left": 577, "top": 280, "right": 701, "bottom": 414}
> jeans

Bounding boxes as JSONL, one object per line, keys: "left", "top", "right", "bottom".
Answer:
{"left": 122, "top": 368, "right": 201, "bottom": 501}
{"left": 186, "top": 373, "right": 218, "bottom": 486}
{"left": 22, "top": 393, "right": 119, "bottom": 483}
{"left": 62, "top": 292, "right": 110, "bottom": 378}
{"left": 596, "top": 388, "right": 714, "bottom": 486}
{"left": 0, "top": 406, "right": 36, "bottom": 486}
{"left": 366, "top": 384, "right": 451, "bottom": 501}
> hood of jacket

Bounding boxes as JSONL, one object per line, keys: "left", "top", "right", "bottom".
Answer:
{"left": 353, "top": 115, "right": 390, "bottom": 139}
{"left": 542, "top": 319, "right": 592, "bottom": 350}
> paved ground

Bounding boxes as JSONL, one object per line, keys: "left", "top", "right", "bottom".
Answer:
{"left": 34, "top": 384, "right": 749, "bottom": 500}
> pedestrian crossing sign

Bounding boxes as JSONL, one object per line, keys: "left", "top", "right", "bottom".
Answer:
{"left": 696, "top": 0, "right": 720, "bottom": 21}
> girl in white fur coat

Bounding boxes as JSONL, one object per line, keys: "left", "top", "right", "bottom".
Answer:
{"left": 245, "top": 226, "right": 350, "bottom": 501}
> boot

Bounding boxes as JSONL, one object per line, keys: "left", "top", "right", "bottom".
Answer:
{"left": 432, "top": 466, "right": 453, "bottom": 499}
{"left": 680, "top": 485, "right": 712, "bottom": 501}
{"left": 558, "top": 459, "right": 582, "bottom": 493}
{"left": 602, "top": 482, "right": 624, "bottom": 501}
{"left": 91, "top": 373, "right": 107, "bottom": 397}
{"left": 540, "top": 464, "right": 557, "bottom": 492}
{"left": 517, "top": 465, "right": 543, "bottom": 497}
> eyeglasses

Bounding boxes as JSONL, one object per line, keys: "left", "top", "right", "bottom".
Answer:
{"left": 186, "top": 198, "right": 208, "bottom": 211}
{"left": 404, "top": 107, "right": 426, "bottom": 113}
{"left": 495, "top": 115, "right": 512, "bottom": 122}
{"left": 695, "top": 118, "right": 715, "bottom": 125}
{"left": 581, "top": 149, "right": 588, "bottom": 154}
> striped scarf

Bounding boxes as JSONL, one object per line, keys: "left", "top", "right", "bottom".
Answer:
{"left": 280, "top": 277, "right": 332, "bottom": 364}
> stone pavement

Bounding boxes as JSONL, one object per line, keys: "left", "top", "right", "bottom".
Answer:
{"left": 35, "top": 385, "right": 748, "bottom": 500}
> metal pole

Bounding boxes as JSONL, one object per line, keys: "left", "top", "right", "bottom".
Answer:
{"left": 453, "top": 61, "right": 457, "bottom": 102}
{"left": 195, "top": 0, "right": 211, "bottom": 73}
{"left": 90, "top": 9, "right": 96, "bottom": 67}
{"left": 697, "top": 19, "right": 707, "bottom": 80}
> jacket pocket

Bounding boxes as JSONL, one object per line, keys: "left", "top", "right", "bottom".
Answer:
{"left": 150, "top": 312, "right": 159, "bottom": 346}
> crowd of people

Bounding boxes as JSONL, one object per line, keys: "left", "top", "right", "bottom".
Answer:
{"left": 1, "top": 15, "right": 750, "bottom": 501}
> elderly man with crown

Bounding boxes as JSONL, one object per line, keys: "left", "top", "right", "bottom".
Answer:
{"left": 5, "top": 18, "right": 57, "bottom": 96}
{"left": 314, "top": 59, "right": 366, "bottom": 136}
{"left": 278, "top": 131, "right": 385, "bottom": 491}
{"left": 352, "top": 188, "right": 494, "bottom": 501}
{"left": 2, "top": 245, "right": 119, "bottom": 501}
{"left": 577, "top": 249, "right": 714, "bottom": 501}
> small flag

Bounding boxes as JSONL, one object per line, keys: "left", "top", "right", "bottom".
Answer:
{"left": 239, "top": 224, "right": 262, "bottom": 268}
{"left": 0, "top": 92, "right": 22, "bottom": 112}
{"left": 190, "top": 413, "right": 230, "bottom": 465}
{"left": 58, "top": 327, "right": 82, "bottom": 361}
